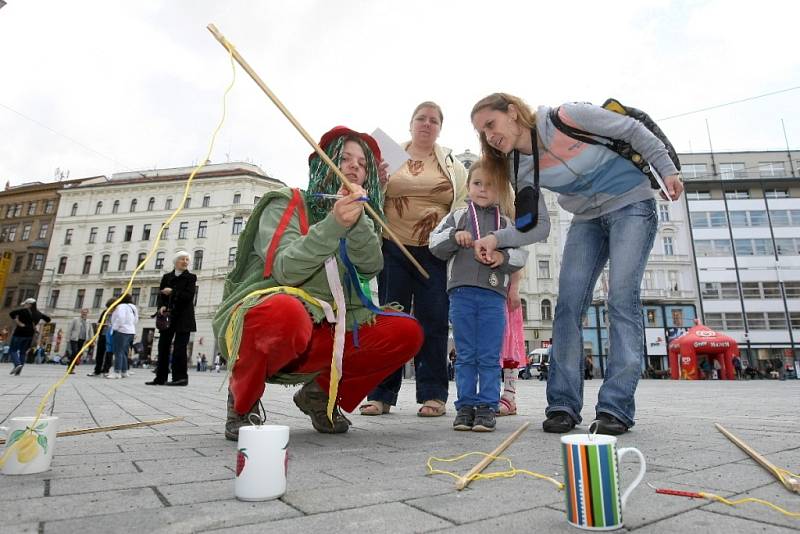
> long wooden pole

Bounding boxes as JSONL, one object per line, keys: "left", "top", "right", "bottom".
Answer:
{"left": 206, "top": 24, "right": 429, "bottom": 279}
{"left": 456, "top": 422, "right": 530, "bottom": 490}
{"left": 0, "top": 417, "right": 184, "bottom": 444}
{"left": 715, "top": 423, "right": 800, "bottom": 493}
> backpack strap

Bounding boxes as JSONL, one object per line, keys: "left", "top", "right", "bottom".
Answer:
{"left": 263, "top": 189, "right": 309, "bottom": 279}
{"left": 548, "top": 106, "right": 614, "bottom": 147}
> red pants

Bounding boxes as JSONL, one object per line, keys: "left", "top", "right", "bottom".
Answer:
{"left": 230, "top": 294, "right": 423, "bottom": 414}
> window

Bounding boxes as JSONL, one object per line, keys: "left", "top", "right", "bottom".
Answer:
{"left": 746, "top": 313, "right": 766, "bottom": 330}
{"left": 521, "top": 299, "right": 528, "bottom": 320}
{"left": 130, "top": 199, "right": 137, "bottom": 212}
{"left": 233, "top": 193, "right": 241, "bottom": 204}
{"left": 92, "top": 288, "right": 103, "bottom": 309}
{"left": 720, "top": 162, "right": 746, "bottom": 179}
{"left": 228, "top": 247, "right": 237, "bottom": 266}
{"left": 708, "top": 211, "right": 726, "bottom": 227}
{"left": 184, "top": 197, "right": 191, "bottom": 209}
{"left": 662, "top": 236, "right": 674, "bottom": 256}
{"left": 48, "top": 289, "right": 59, "bottom": 309}
{"left": 764, "top": 189, "right": 789, "bottom": 199}
{"left": 687, "top": 191, "right": 711, "bottom": 200}
{"left": 749, "top": 211, "right": 767, "bottom": 226}
{"left": 137, "top": 252, "right": 146, "bottom": 268}
{"left": 20, "top": 224, "right": 31, "bottom": 241}
{"left": 124, "top": 225, "right": 133, "bottom": 242}
{"left": 33, "top": 253, "right": 44, "bottom": 270}
{"left": 141, "top": 224, "right": 151, "bottom": 241}
{"left": 147, "top": 197, "right": 156, "bottom": 211}
{"left": 13, "top": 255, "right": 23, "bottom": 273}
{"left": 106, "top": 226, "right": 115, "bottom": 242}
{"left": 720, "top": 282, "right": 739, "bottom": 299}
{"left": 160, "top": 225, "right": 169, "bottom": 239}
{"left": 165, "top": 197, "right": 173, "bottom": 210}
{"left": 27, "top": 202, "right": 36, "bottom": 216}
{"left": 13, "top": 204, "right": 22, "bottom": 217}
{"left": 118, "top": 253, "right": 128, "bottom": 272}
{"left": 74, "top": 289, "right": 85, "bottom": 309}
{"left": 771, "top": 210, "right": 791, "bottom": 226}
{"left": 25, "top": 254, "right": 33, "bottom": 270}
{"left": 658, "top": 203, "right": 670, "bottom": 222}
{"left": 232, "top": 217, "right": 243, "bottom": 235}
{"left": 4, "top": 288, "right": 15, "bottom": 308}
{"left": 178, "top": 222, "right": 189, "bottom": 239}
{"left": 681, "top": 163, "right": 707, "bottom": 178}
{"left": 82, "top": 256, "right": 92, "bottom": 275}
{"left": 193, "top": 250, "right": 204, "bottom": 270}
{"left": 734, "top": 239, "right": 754, "bottom": 256}
{"left": 753, "top": 239, "right": 773, "bottom": 256}
{"left": 44, "top": 200, "right": 54, "bottom": 214}
{"left": 642, "top": 270, "right": 654, "bottom": 290}
{"left": 724, "top": 312, "right": 744, "bottom": 329}
{"left": 38, "top": 223, "right": 48, "bottom": 239}
{"left": 112, "top": 287, "right": 123, "bottom": 298}
{"left": 762, "top": 282, "right": 781, "bottom": 299}
{"left": 668, "top": 271, "right": 679, "bottom": 291}
{"left": 791, "top": 313, "right": 800, "bottom": 330}
{"left": 724, "top": 189, "right": 750, "bottom": 199}
{"left": 759, "top": 162, "right": 785, "bottom": 177}
{"left": 775, "top": 239, "right": 796, "bottom": 256}
{"left": 785, "top": 281, "right": 800, "bottom": 299}
{"left": 64, "top": 229, "right": 73, "bottom": 245}
{"left": 741, "top": 282, "right": 760, "bottom": 299}
{"left": 729, "top": 211, "right": 747, "bottom": 227}
{"left": 112, "top": 200, "right": 119, "bottom": 214}
{"left": 70, "top": 203, "right": 78, "bottom": 216}
{"left": 705, "top": 313, "right": 723, "bottom": 330}
{"left": 197, "top": 220, "right": 208, "bottom": 238}
{"left": 537, "top": 260, "right": 550, "bottom": 279}
{"left": 95, "top": 201, "right": 103, "bottom": 215}
{"left": 202, "top": 195, "right": 210, "bottom": 208}
{"left": 690, "top": 212, "right": 708, "bottom": 228}
{"left": 130, "top": 287, "right": 141, "bottom": 305}
{"left": 6, "top": 226, "right": 16, "bottom": 242}
{"left": 148, "top": 287, "right": 159, "bottom": 307}
{"left": 155, "top": 252, "right": 165, "bottom": 270}
{"left": 88, "top": 227, "right": 98, "bottom": 244}
{"left": 541, "top": 299, "right": 552, "bottom": 321}
{"left": 99, "top": 255, "right": 110, "bottom": 273}
{"left": 702, "top": 283, "right": 720, "bottom": 300}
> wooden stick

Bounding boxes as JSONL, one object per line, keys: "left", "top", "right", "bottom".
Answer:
{"left": 715, "top": 423, "right": 800, "bottom": 493}
{"left": 206, "top": 23, "right": 429, "bottom": 279}
{"left": 0, "top": 417, "right": 184, "bottom": 444}
{"left": 456, "top": 421, "right": 530, "bottom": 490}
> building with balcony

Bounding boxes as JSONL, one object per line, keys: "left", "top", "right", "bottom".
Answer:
{"left": 38, "top": 163, "right": 284, "bottom": 362}
{"left": 680, "top": 149, "right": 800, "bottom": 376}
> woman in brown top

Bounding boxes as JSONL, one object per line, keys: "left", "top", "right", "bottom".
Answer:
{"left": 360, "top": 101, "right": 467, "bottom": 417}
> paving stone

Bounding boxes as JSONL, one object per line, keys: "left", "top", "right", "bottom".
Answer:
{"left": 640, "top": 508, "right": 798, "bottom": 533}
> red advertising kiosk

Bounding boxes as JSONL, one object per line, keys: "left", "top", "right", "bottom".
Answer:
{"left": 668, "top": 322, "right": 739, "bottom": 380}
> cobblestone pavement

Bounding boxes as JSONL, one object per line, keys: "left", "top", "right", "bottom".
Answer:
{"left": 1, "top": 365, "right": 798, "bottom": 533}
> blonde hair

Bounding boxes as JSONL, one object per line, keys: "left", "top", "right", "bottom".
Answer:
{"left": 467, "top": 161, "right": 514, "bottom": 218}
{"left": 470, "top": 93, "right": 536, "bottom": 193}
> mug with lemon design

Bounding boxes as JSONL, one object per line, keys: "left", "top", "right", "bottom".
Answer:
{"left": 0, "top": 416, "right": 58, "bottom": 475}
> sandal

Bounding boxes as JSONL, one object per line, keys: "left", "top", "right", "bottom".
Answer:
{"left": 497, "top": 397, "right": 517, "bottom": 417}
{"left": 417, "top": 399, "right": 446, "bottom": 417}
{"left": 359, "top": 400, "right": 390, "bottom": 416}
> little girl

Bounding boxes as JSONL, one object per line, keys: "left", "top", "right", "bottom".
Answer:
{"left": 498, "top": 269, "right": 526, "bottom": 416}
{"left": 430, "top": 163, "right": 544, "bottom": 432}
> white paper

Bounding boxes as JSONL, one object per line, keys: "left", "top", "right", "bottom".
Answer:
{"left": 649, "top": 165, "right": 673, "bottom": 202}
{"left": 370, "top": 128, "right": 409, "bottom": 175}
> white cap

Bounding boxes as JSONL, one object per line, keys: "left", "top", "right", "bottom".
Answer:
{"left": 22, "top": 298, "right": 37, "bottom": 305}
{"left": 173, "top": 250, "right": 190, "bottom": 265}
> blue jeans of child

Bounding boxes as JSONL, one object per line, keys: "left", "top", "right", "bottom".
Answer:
{"left": 449, "top": 286, "right": 506, "bottom": 410}
{"left": 9, "top": 336, "right": 33, "bottom": 368}
{"left": 546, "top": 199, "right": 658, "bottom": 428}
{"left": 113, "top": 332, "right": 134, "bottom": 373}
{"left": 368, "top": 239, "right": 450, "bottom": 405}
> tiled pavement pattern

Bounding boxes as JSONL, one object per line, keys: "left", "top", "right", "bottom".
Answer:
{"left": 1, "top": 365, "right": 798, "bottom": 533}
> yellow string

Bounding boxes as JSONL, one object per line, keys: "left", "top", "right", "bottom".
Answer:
{"left": 699, "top": 492, "right": 800, "bottom": 519}
{"left": 427, "top": 452, "right": 564, "bottom": 490}
{"left": 1, "top": 40, "right": 238, "bottom": 468}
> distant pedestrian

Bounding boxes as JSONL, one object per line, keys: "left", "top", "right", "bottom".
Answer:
{"left": 108, "top": 294, "right": 138, "bottom": 379}
{"left": 213, "top": 352, "right": 221, "bottom": 373}
{"left": 732, "top": 355, "right": 742, "bottom": 380}
{"left": 90, "top": 299, "right": 116, "bottom": 376}
{"left": 8, "top": 298, "right": 51, "bottom": 376}
{"left": 67, "top": 308, "right": 94, "bottom": 374}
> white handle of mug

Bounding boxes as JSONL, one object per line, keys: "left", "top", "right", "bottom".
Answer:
{"left": 617, "top": 447, "right": 646, "bottom": 510}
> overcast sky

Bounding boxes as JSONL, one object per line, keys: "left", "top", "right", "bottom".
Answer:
{"left": 1, "top": 1, "right": 799, "bottom": 188}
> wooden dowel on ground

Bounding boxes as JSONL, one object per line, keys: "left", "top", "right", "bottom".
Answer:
{"left": 456, "top": 421, "right": 530, "bottom": 490}
{"left": 0, "top": 417, "right": 184, "bottom": 444}
{"left": 206, "top": 23, "right": 429, "bottom": 279}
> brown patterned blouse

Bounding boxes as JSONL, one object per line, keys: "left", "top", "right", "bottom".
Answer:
{"left": 384, "top": 152, "right": 454, "bottom": 247}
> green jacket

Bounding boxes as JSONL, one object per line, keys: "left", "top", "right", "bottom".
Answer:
{"left": 212, "top": 187, "right": 383, "bottom": 363}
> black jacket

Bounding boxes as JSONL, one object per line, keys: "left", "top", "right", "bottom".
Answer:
{"left": 10, "top": 306, "right": 51, "bottom": 338}
{"left": 157, "top": 270, "right": 197, "bottom": 333}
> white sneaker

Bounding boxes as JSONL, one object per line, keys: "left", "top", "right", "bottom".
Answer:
{"left": 105, "top": 372, "right": 120, "bottom": 379}
{"left": 124, "top": 370, "right": 134, "bottom": 376}
{"left": 121, "top": 371, "right": 129, "bottom": 378}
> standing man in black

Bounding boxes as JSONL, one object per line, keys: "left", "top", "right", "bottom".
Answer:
{"left": 9, "top": 298, "right": 51, "bottom": 376}
{"left": 146, "top": 251, "right": 197, "bottom": 386}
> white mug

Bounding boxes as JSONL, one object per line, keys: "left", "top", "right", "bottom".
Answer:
{"left": 0, "top": 416, "right": 59, "bottom": 475}
{"left": 234, "top": 424, "right": 289, "bottom": 501}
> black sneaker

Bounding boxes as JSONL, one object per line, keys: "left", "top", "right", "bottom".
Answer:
{"left": 592, "top": 413, "right": 629, "bottom": 435}
{"left": 472, "top": 405, "right": 496, "bottom": 432}
{"left": 542, "top": 411, "right": 576, "bottom": 433}
{"left": 452, "top": 406, "right": 475, "bottom": 431}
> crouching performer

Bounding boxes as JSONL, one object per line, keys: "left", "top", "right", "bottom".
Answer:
{"left": 214, "top": 126, "right": 424, "bottom": 440}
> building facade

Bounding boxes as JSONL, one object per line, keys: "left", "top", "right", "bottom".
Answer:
{"left": 680, "top": 149, "right": 800, "bottom": 376}
{"left": 38, "top": 163, "right": 284, "bottom": 362}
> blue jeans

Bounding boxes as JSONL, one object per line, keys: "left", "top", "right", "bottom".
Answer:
{"left": 9, "top": 336, "right": 33, "bottom": 367}
{"left": 546, "top": 199, "right": 658, "bottom": 427}
{"left": 113, "top": 332, "right": 134, "bottom": 372}
{"left": 368, "top": 239, "right": 450, "bottom": 405}
{"left": 449, "top": 286, "right": 506, "bottom": 410}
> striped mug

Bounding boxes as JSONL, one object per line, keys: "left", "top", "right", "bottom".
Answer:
{"left": 561, "top": 433, "right": 646, "bottom": 530}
